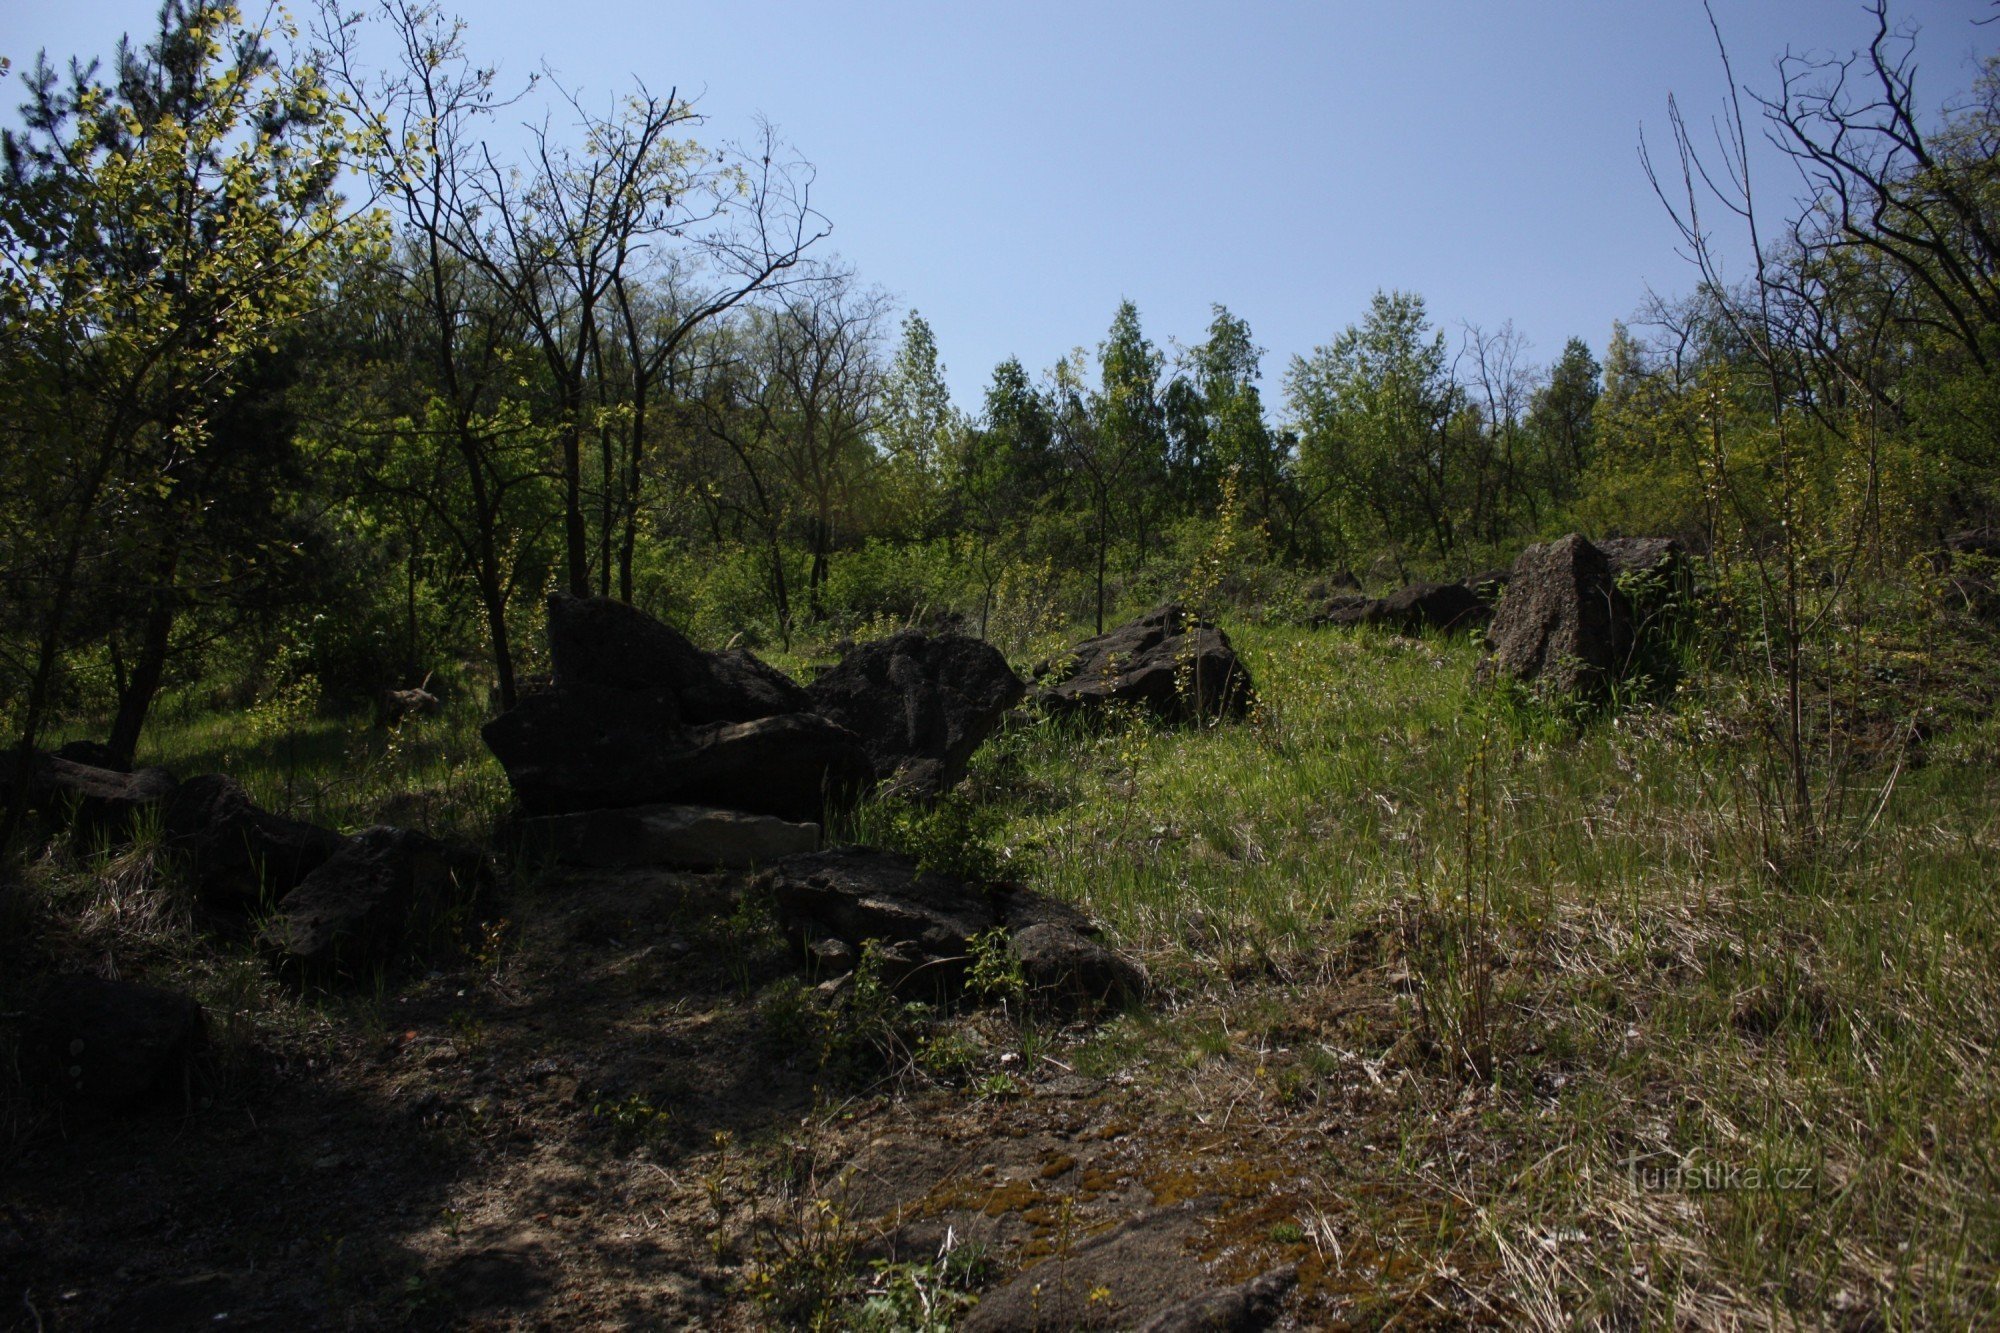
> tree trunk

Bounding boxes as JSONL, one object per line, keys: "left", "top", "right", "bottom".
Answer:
{"left": 1095, "top": 490, "right": 1109, "bottom": 635}
{"left": 563, "top": 415, "right": 589, "bottom": 597}
{"left": 106, "top": 578, "right": 178, "bottom": 769}
{"left": 482, "top": 566, "right": 518, "bottom": 714}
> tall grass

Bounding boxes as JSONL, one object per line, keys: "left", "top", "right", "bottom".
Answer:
{"left": 960, "top": 619, "right": 2000, "bottom": 1323}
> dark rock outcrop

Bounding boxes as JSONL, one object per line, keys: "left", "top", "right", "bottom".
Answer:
{"left": 806, "top": 630, "right": 1025, "bottom": 799}
{"left": 0, "top": 750, "right": 177, "bottom": 842}
{"left": 1006, "top": 921, "right": 1148, "bottom": 1014}
{"left": 483, "top": 686, "right": 871, "bottom": 822}
{"left": 484, "top": 596, "right": 871, "bottom": 822}
{"left": 1598, "top": 536, "right": 1686, "bottom": 581}
{"left": 260, "top": 826, "right": 489, "bottom": 978}
{"left": 23, "top": 975, "right": 205, "bottom": 1110}
{"left": 52, "top": 740, "right": 126, "bottom": 772}
{"left": 1311, "top": 581, "right": 1488, "bottom": 634}
{"left": 375, "top": 687, "right": 440, "bottom": 728}
{"left": 1484, "top": 533, "right": 1632, "bottom": 696}
{"left": 547, "top": 592, "right": 808, "bottom": 723}
{"left": 161, "top": 774, "right": 350, "bottom": 911}
{"left": 1373, "top": 581, "right": 1489, "bottom": 633}
{"left": 1309, "top": 594, "right": 1377, "bottom": 628}
{"left": 1039, "top": 604, "right": 1254, "bottom": 722}
{"left": 1598, "top": 536, "right": 1692, "bottom": 620}
{"left": 518, "top": 803, "right": 819, "bottom": 870}
{"left": 762, "top": 847, "right": 1144, "bottom": 1011}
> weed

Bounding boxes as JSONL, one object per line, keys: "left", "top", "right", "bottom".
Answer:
{"left": 965, "top": 927, "right": 1024, "bottom": 1008}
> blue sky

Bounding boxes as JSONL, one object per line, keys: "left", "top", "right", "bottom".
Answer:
{"left": 5, "top": 2, "right": 1995, "bottom": 409}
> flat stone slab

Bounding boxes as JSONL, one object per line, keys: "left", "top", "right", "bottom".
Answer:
{"left": 521, "top": 804, "right": 820, "bottom": 870}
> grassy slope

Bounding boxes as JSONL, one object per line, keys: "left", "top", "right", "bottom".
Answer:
{"left": 964, "top": 623, "right": 2000, "bottom": 1324}
{"left": 16, "top": 618, "right": 2000, "bottom": 1324}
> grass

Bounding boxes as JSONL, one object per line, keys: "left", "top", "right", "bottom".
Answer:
{"left": 11, "top": 604, "right": 2000, "bottom": 1325}
{"left": 953, "top": 618, "right": 2000, "bottom": 1325}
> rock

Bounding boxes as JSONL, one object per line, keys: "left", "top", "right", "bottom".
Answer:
{"left": 1040, "top": 604, "right": 1254, "bottom": 722}
{"left": 1308, "top": 594, "right": 1377, "bottom": 628}
{"left": 1303, "top": 570, "right": 1363, "bottom": 600}
{"left": 1312, "top": 582, "right": 1486, "bottom": 634}
{"left": 1138, "top": 1267, "right": 1297, "bottom": 1333}
{"left": 23, "top": 975, "right": 205, "bottom": 1109}
{"left": 519, "top": 803, "right": 819, "bottom": 870}
{"left": 1484, "top": 533, "right": 1631, "bottom": 697}
{"left": 762, "top": 847, "right": 999, "bottom": 995}
{"left": 1598, "top": 536, "right": 1692, "bottom": 619}
{"left": 806, "top": 630, "right": 1026, "bottom": 799}
{"left": 261, "top": 826, "right": 489, "bottom": 978}
{"left": 485, "top": 596, "right": 872, "bottom": 822}
{"left": 1466, "top": 567, "right": 1512, "bottom": 599}
{"left": 805, "top": 936, "right": 858, "bottom": 977}
{"left": 1944, "top": 528, "right": 2000, "bottom": 560}
{"left": 546, "top": 592, "right": 808, "bottom": 724}
{"left": 1598, "top": 536, "right": 1687, "bottom": 581}
{"left": 1007, "top": 921, "right": 1146, "bottom": 1014}
{"left": 52, "top": 739, "right": 126, "bottom": 772}
{"left": 482, "top": 687, "right": 872, "bottom": 822}
{"left": 375, "top": 687, "right": 440, "bottom": 727}
{"left": 962, "top": 1198, "right": 1222, "bottom": 1331}
{"left": 0, "top": 750, "right": 177, "bottom": 842}
{"left": 1372, "top": 581, "right": 1489, "bottom": 633}
{"left": 763, "top": 848, "right": 1145, "bottom": 1008}
{"left": 161, "top": 774, "right": 350, "bottom": 911}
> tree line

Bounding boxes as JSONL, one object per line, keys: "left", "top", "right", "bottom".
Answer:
{"left": 3, "top": 0, "right": 1996, "bottom": 789}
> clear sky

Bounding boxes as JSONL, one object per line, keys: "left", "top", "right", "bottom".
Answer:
{"left": 5, "top": 2, "right": 1995, "bottom": 410}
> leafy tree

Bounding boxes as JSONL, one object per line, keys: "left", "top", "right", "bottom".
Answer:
{"left": 1096, "top": 300, "right": 1171, "bottom": 562}
{"left": 1287, "top": 291, "right": 1466, "bottom": 565}
{"left": 0, "top": 0, "right": 375, "bottom": 796}
{"left": 1527, "top": 336, "right": 1601, "bottom": 510}
{"left": 876, "top": 310, "right": 960, "bottom": 536}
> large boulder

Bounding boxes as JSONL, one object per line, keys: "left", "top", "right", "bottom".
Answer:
{"left": 762, "top": 847, "right": 1145, "bottom": 1011}
{"left": 1373, "top": 581, "right": 1489, "bottom": 633}
{"left": 484, "top": 596, "right": 872, "bottom": 822}
{"left": 1039, "top": 604, "right": 1254, "bottom": 722}
{"left": 482, "top": 687, "right": 872, "bottom": 822}
{"left": 1484, "top": 533, "right": 1632, "bottom": 697}
{"left": 547, "top": 592, "right": 808, "bottom": 724}
{"left": 261, "top": 826, "right": 490, "bottom": 979}
{"left": 0, "top": 750, "right": 177, "bottom": 842}
{"left": 518, "top": 803, "right": 819, "bottom": 870}
{"left": 1598, "top": 536, "right": 1692, "bottom": 619}
{"left": 161, "top": 774, "right": 350, "bottom": 911}
{"left": 51, "top": 739, "right": 126, "bottom": 772}
{"left": 806, "top": 630, "right": 1025, "bottom": 799}
{"left": 1313, "top": 582, "right": 1489, "bottom": 634}
{"left": 22, "top": 975, "right": 205, "bottom": 1110}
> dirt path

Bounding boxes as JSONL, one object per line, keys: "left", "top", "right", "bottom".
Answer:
{"left": 6, "top": 867, "right": 1491, "bottom": 1330}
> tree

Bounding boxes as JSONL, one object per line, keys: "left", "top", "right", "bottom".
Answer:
{"left": 1096, "top": 300, "right": 1171, "bottom": 565}
{"left": 1527, "top": 336, "right": 1601, "bottom": 509}
{"left": 1287, "top": 291, "right": 1466, "bottom": 565}
{"left": 875, "top": 309, "right": 960, "bottom": 537}
{"left": 0, "top": 0, "right": 374, "bottom": 802}
{"left": 693, "top": 273, "right": 885, "bottom": 640}
{"left": 1170, "top": 305, "right": 1285, "bottom": 535}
